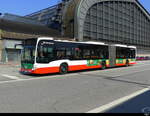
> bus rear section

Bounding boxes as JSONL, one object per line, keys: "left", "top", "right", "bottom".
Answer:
{"left": 109, "top": 44, "right": 136, "bottom": 67}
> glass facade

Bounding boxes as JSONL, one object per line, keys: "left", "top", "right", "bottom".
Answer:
{"left": 26, "top": 5, "right": 61, "bottom": 29}
{"left": 83, "top": 1, "right": 150, "bottom": 47}
{"left": 26, "top": 1, "right": 70, "bottom": 31}
{"left": 26, "top": 6, "right": 57, "bottom": 24}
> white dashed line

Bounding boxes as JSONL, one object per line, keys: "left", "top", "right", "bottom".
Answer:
{"left": 0, "top": 73, "right": 79, "bottom": 85}
{"left": 2, "top": 74, "right": 21, "bottom": 80}
{"left": 86, "top": 87, "right": 150, "bottom": 113}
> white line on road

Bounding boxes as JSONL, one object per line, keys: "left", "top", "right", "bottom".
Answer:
{"left": 0, "top": 73, "right": 79, "bottom": 85}
{"left": 1, "top": 74, "right": 22, "bottom": 80}
{"left": 86, "top": 87, "right": 150, "bottom": 113}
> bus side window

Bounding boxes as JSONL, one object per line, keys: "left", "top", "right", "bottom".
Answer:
{"left": 56, "top": 47, "right": 66, "bottom": 60}
{"left": 91, "top": 46, "right": 99, "bottom": 59}
{"left": 81, "top": 45, "right": 91, "bottom": 59}
{"left": 116, "top": 47, "right": 122, "bottom": 59}
{"left": 83, "top": 49, "right": 90, "bottom": 59}
{"left": 74, "top": 48, "right": 82, "bottom": 60}
{"left": 66, "top": 48, "right": 73, "bottom": 59}
{"left": 97, "top": 46, "right": 106, "bottom": 59}
{"left": 131, "top": 50, "right": 136, "bottom": 58}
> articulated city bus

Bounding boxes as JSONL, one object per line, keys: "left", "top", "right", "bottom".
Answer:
{"left": 20, "top": 37, "right": 136, "bottom": 74}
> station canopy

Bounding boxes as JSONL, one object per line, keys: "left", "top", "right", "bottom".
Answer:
{"left": 0, "top": 13, "right": 61, "bottom": 39}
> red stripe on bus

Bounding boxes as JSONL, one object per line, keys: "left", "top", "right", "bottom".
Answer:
{"left": 33, "top": 65, "right": 102, "bottom": 74}
{"left": 106, "top": 64, "right": 110, "bottom": 67}
{"left": 116, "top": 62, "right": 136, "bottom": 66}
{"left": 22, "top": 64, "right": 103, "bottom": 74}
{"left": 21, "top": 63, "right": 112, "bottom": 74}
{"left": 33, "top": 67, "right": 59, "bottom": 74}
{"left": 69, "top": 65, "right": 102, "bottom": 71}
{"left": 21, "top": 63, "right": 126, "bottom": 74}
{"left": 116, "top": 63, "right": 126, "bottom": 66}
{"left": 129, "top": 62, "right": 136, "bottom": 65}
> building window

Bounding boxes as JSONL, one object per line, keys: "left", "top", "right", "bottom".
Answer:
{"left": 83, "top": 1, "right": 150, "bottom": 47}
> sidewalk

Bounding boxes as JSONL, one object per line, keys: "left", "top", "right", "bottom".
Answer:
{"left": 0, "top": 62, "right": 20, "bottom": 67}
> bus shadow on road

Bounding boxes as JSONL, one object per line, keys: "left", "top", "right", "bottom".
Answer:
{"left": 106, "top": 77, "right": 150, "bottom": 88}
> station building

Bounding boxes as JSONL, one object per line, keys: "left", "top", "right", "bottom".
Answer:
{"left": 0, "top": 0, "right": 150, "bottom": 63}
{"left": 26, "top": 0, "right": 150, "bottom": 57}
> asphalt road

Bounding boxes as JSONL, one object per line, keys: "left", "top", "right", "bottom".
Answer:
{"left": 105, "top": 90, "right": 150, "bottom": 113}
{"left": 0, "top": 61, "right": 149, "bottom": 113}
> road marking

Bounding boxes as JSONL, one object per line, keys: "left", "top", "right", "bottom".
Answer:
{"left": 1, "top": 74, "right": 22, "bottom": 80}
{"left": 0, "top": 73, "right": 79, "bottom": 85}
{"left": 86, "top": 87, "right": 150, "bottom": 113}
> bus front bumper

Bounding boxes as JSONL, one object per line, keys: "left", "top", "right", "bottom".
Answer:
{"left": 20, "top": 68, "right": 34, "bottom": 74}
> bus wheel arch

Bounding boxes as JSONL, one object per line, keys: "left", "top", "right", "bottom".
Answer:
{"left": 59, "top": 63, "right": 68, "bottom": 74}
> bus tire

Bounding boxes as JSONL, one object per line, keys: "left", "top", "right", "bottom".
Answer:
{"left": 126, "top": 60, "right": 129, "bottom": 67}
{"left": 101, "top": 61, "right": 106, "bottom": 70}
{"left": 59, "top": 63, "right": 68, "bottom": 74}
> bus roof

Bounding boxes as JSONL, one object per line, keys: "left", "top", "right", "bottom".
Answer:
{"left": 38, "top": 37, "right": 107, "bottom": 46}
{"left": 38, "top": 37, "right": 54, "bottom": 40}
{"left": 127, "top": 46, "right": 136, "bottom": 49}
{"left": 113, "top": 44, "right": 128, "bottom": 48}
{"left": 113, "top": 44, "right": 136, "bottom": 49}
{"left": 37, "top": 37, "right": 136, "bottom": 48}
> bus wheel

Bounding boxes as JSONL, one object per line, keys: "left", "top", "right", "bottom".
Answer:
{"left": 59, "top": 63, "right": 68, "bottom": 74}
{"left": 101, "top": 62, "right": 106, "bottom": 70}
{"left": 126, "top": 60, "right": 129, "bottom": 67}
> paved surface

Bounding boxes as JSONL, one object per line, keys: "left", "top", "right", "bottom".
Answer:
{"left": 0, "top": 61, "right": 149, "bottom": 113}
{"left": 106, "top": 90, "right": 150, "bottom": 113}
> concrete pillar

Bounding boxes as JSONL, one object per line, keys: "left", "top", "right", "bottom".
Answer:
{"left": 0, "top": 41, "right": 2, "bottom": 62}
{"left": 0, "top": 30, "right": 2, "bottom": 62}
{"left": 0, "top": 30, "right": 7, "bottom": 63}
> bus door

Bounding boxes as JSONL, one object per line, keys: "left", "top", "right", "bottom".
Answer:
{"left": 109, "top": 45, "right": 116, "bottom": 67}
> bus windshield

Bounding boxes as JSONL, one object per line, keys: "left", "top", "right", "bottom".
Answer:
{"left": 21, "top": 46, "right": 35, "bottom": 64}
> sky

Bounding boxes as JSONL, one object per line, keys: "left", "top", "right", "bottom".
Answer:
{"left": 0, "top": 0, "right": 60, "bottom": 16}
{"left": 0, "top": 0, "right": 149, "bottom": 16}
